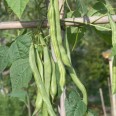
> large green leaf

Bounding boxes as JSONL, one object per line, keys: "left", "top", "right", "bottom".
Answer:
{"left": 5, "top": 0, "right": 29, "bottom": 18}
{"left": 86, "top": 1, "right": 113, "bottom": 44}
{"left": 88, "top": 1, "right": 107, "bottom": 16}
{"left": 65, "top": 91, "right": 87, "bottom": 116}
{"left": 8, "top": 34, "right": 32, "bottom": 64}
{"left": 0, "top": 46, "right": 9, "bottom": 73}
{"left": 10, "top": 58, "right": 32, "bottom": 91}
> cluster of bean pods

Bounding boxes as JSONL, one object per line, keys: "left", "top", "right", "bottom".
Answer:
{"left": 48, "top": 0, "right": 87, "bottom": 105}
{"left": 29, "top": 35, "right": 57, "bottom": 116}
{"left": 29, "top": 0, "right": 88, "bottom": 115}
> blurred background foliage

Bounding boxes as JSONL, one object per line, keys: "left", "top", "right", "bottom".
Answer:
{"left": 0, "top": 0, "right": 116, "bottom": 115}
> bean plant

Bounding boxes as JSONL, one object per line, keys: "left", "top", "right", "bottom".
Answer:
{"left": 0, "top": 0, "right": 116, "bottom": 116}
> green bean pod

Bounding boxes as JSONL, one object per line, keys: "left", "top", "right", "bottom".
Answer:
{"left": 39, "top": 37, "right": 51, "bottom": 116}
{"left": 58, "top": 60, "right": 65, "bottom": 91}
{"left": 42, "top": 46, "right": 52, "bottom": 116}
{"left": 64, "top": 31, "right": 71, "bottom": 62}
{"left": 32, "top": 91, "right": 43, "bottom": 116}
{"left": 44, "top": 46, "right": 52, "bottom": 96}
{"left": 29, "top": 43, "right": 56, "bottom": 116}
{"left": 48, "top": 1, "right": 66, "bottom": 91}
{"left": 42, "top": 103, "right": 49, "bottom": 116}
{"left": 36, "top": 47, "right": 44, "bottom": 81}
{"left": 50, "top": 58, "right": 57, "bottom": 100}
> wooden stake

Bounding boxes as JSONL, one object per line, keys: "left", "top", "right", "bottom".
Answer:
{"left": 99, "top": 88, "right": 107, "bottom": 116}
{"left": 0, "top": 15, "right": 116, "bottom": 29}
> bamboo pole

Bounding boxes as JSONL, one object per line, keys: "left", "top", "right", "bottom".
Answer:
{"left": 59, "top": 0, "right": 66, "bottom": 116}
{"left": 99, "top": 88, "right": 107, "bottom": 116}
{"left": 0, "top": 15, "right": 116, "bottom": 29}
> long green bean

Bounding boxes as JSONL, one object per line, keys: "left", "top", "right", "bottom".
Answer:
{"left": 32, "top": 91, "right": 43, "bottom": 116}
{"left": 50, "top": 58, "right": 57, "bottom": 100}
{"left": 48, "top": 0, "right": 66, "bottom": 91}
{"left": 64, "top": 30, "right": 71, "bottom": 62}
{"left": 42, "top": 43, "right": 51, "bottom": 116}
{"left": 36, "top": 48, "right": 44, "bottom": 81}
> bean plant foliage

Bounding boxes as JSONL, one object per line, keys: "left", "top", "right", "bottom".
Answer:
{"left": 0, "top": 0, "right": 116, "bottom": 116}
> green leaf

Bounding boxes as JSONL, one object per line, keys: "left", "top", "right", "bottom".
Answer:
{"left": 5, "top": 0, "right": 29, "bottom": 18}
{"left": 88, "top": 1, "right": 107, "bottom": 16}
{"left": 10, "top": 58, "right": 32, "bottom": 91}
{"left": 66, "top": 11, "right": 81, "bottom": 18}
{"left": 88, "top": 1, "right": 111, "bottom": 32}
{"left": 105, "top": 0, "right": 115, "bottom": 14}
{"left": 0, "top": 46, "right": 9, "bottom": 73}
{"left": 8, "top": 34, "right": 32, "bottom": 64}
{"left": 67, "top": 11, "right": 74, "bottom": 18}
{"left": 65, "top": 91, "right": 87, "bottom": 116}
{"left": 95, "top": 29, "right": 112, "bottom": 45}
{"left": 74, "top": 101, "right": 87, "bottom": 116}
{"left": 108, "top": 13, "right": 116, "bottom": 46}
{"left": 67, "top": 27, "right": 78, "bottom": 48}
{"left": 67, "top": 26, "right": 87, "bottom": 50}
{"left": 10, "top": 90, "right": 27, "bottom": 102}
{"left": 76, "top": 0, "right": 88, "bottom": 16}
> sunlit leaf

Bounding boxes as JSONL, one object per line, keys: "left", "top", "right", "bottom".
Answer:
{"left": 5, "top": 0, "right": 29, "bottom": 18}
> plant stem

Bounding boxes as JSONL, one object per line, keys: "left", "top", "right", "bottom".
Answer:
{"left": 27, "top": 94, "right": 32, "bottom": 116}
